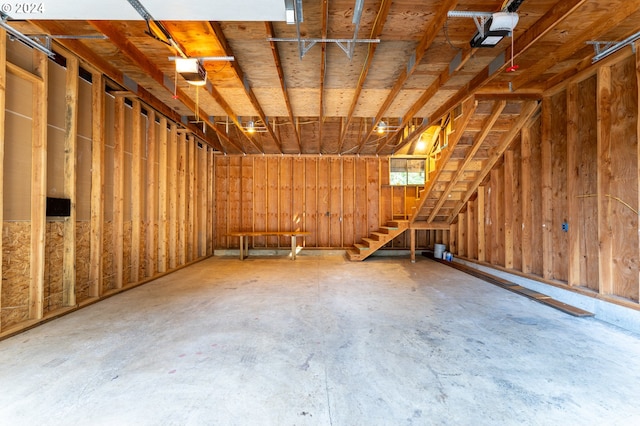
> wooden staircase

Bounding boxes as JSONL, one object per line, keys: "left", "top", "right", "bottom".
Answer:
{"left": 346, "top": 220, "right": 409, "bottom": 261}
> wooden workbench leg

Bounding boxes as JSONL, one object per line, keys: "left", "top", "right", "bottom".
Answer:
{"left": 239, "top": 236, "right": 244, "bottom": 260}
{"left": 291, "top": 235, "right": 296, "bottom": 260}
{"left": 245, "top": 236, "right": 249, "bottom": 259}
{"left": 410, "top": 228, "right": 416, "bottom": 263}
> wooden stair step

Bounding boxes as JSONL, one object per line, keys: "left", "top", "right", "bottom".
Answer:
{"left": 354, "top": 243, "right": 370, "bottom": 250}
{"left": 362, "top": 238, "right": 379, "bottom": 247}
{"left": 346, "top": 249, "right": 362, "bottom": 261}
{"left": 371, "top": 232, "right": 388, "bottom": 241}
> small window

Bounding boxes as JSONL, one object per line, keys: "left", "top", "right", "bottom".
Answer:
{"left": 390, "top": 158, "right": 426, "bottom": 186}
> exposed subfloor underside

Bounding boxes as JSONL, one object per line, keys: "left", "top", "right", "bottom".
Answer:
{"left": 1, "top": 255, "right": 640, "bottom": 424}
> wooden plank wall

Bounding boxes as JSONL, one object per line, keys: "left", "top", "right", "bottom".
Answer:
{"left": 213, "top": 155, "right": 426, "bottom": 250}
{"left": 449, "top": 50, "right": 640, "bottom": 307}
{"left": 0, "top": 41, "right": 215, "bottom": 337}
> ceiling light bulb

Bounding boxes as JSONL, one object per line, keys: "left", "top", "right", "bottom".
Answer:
{"left": 377, "top": 121, "right": 386, "bottom": 134}
{"left": 247, "top": 121, "right": 256, "bottom": 133}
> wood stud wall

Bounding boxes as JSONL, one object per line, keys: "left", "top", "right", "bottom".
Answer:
{"left": 213, "top": 155, "right": 425, "bottom": 250}
{"left": 448, "top": 49, "right": 640, "bottom": 307}
{"left": 1, "top": 41, "right": 215, "bottom": 337}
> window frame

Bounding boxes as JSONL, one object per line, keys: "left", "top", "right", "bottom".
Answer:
{"left": 389, "top": 156, "right": 427, "bottom": 186}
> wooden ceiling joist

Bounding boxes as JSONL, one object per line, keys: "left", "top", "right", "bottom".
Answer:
{"left": 265, "top": 22, "right": 301, "bottom": 152}
{"left": 510, "top": 0, "right": 640, "bottom": 92}
{"left": 208, "top": 22, "right": 282, "bottom": 153}
{"left": 357, "top": 0, "right": 460, "bottom": 153}
{"left": 337, "top": 0, "right": 392, "bottom": 154}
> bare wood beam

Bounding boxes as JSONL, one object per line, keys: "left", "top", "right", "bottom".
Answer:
{"left": 357, "top": 0, "right": 459, "bottom": 153}
{"left": 131, "top": 100, "right": 142, "bottom": 283}
{"left": 265, "top": 22, "right": 301, "bottom": 152}
{"left": 338, "top": 0, "right": 392, "bottom": 153}
{"left": 146, "top": 110, "right": 157, "bottom": 278}
{"left": 471, "top": 0, "right": 590, "bottom": 96}
{"left": 448, "top": 101, "right": 540, "bottom": 223}
{"left": 504, "top": 149, "right": 514, "bottom": 269}
{"left": 511, "top": 1, "right": 640, "bottom": 91}
{"left": 89, "top": 73, "right": 104, "bottom": 298}
{"left": 318, "top": 0, "right": 328, "bottom": 153}
{"left": 158, "top": 116, "right": 168, "bottom": 273}
{"left": 597, "top": 66, "right": 613, "bottom": 295}
{"left": 63, "top": 55, "right": 79, "bottom": 307}
{"left": 409, "top": 97, "right": 477, "bottom": 222}
{"left": 30, "top": 51, "right": 47, "bottom": 320}
{"left": 113, "top": 96, "right": 125, "bottom": 289}
{"left": 541, "top": 97, "right": 553, "bottom": 280}
{"left": 520, "top": 125, "right": 532, "bottom": 274}
{"left": 637, "top": 43, "right": 640, "bottom": 300}
{"left": 567, "top": 82, "right": 580, "bottom": 286}
{"left": 477, "top": 185, "right": 486, "bottom": 262}
{"left": 427, "top": 100, "right": 506, "bottom": 222}
{"left": 0, "top": 29, "right": 6, "bottom": 327}
{"left": 208, "top": 22, "right": 280, "bottom": 153}
{"left": 168, "top": 124, "right": 178, "bottom": 269}
{"left": 410, "top": 222, "right": 451, "bottom": 230}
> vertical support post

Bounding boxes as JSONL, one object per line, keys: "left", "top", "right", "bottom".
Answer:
{"left": 30, "top": 51, "right": 48, "bottom": 320}
{"left": 89, "top": 72, "right": 104, "bottom": 297}
{"left": 477, "top": 185, "right": 485, "bottom": 262}
{"left": 597, "top": 66, "right": 613, "bottom": 296}
{"left": 130, "top": 100, "right": 141, "bottom": 283}
{"left": 188, "top": 136, "right": 195, "bottom": 261}
{"left": 63, "top": 55, "right": 79, "bottom": 306}
{"left": 145, "top": 110, "right": 157, "bottom": 277}
{"left": 410, "top": 228, "right": 416, "bottom": 263}
{"left": 567, "top": 82, "right": 580, "bottom": 287}
{"left": 157, "top": 117, "right": 168, "bottom": 272}
{"left": 541, "top": 96, "right": 554, "bottom": 280}
{"left": 113, "top": 96, "right": 125, "bottom": 289}
{"left": 0, "top": 29, "right": 6, "bottom": 328}
{"left": 207, "top": 147, "right": 214, "bottom": 255}
{"left": 520, "top": 126, "right": 532, "bottom": 273}
{"left": 637, "top": 44, "right": 640, "bottom": 299}
{"left": 168, "top": 124, "right": 178, "bottom": 269}
{"left": 177, "top": 132, "right": 186, "bottom": 265}
{"left": 504, "top": 150, "right": 514, "bottom": 269}
{"left": 198, "top": 144, "right": 207, "bottom": 257}
{"left": 457, "top": 213, "right": 465, "bottom": 257}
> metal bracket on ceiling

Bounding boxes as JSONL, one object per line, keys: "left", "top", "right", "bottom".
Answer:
{"left": 272, "top": 0, "right": 375, "bottom": 60}
{"left": 0, "top": 13, "right": 55, "bottom": 57}
{"left": 447, "top": 11, "right": 493, "bottom": 39}
{"left": 588, "top": 31, "right": 640, "bottom": 63}
{"left": 267, "top": 37, "right": 380, "bottom": 60}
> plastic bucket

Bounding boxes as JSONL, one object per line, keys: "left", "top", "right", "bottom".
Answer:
{"left": 434, "top": 244, "right": 446, "bottom": 259}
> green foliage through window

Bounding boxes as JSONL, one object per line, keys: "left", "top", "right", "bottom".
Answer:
{"left": 390, "top": 158, "right": 425, "bottom": 186}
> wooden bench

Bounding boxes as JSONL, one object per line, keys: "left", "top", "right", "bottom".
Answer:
{"left": 228, "top": 231, "right": 310, "bottom": 260}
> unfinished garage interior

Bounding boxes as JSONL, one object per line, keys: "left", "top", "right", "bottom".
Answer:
{"left": 2, "top": 0, "right": 640, "bottom": 423}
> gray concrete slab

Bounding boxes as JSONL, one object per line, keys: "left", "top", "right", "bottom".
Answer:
{"left": 1, "top": 255, "right": 640, "bottom": 425}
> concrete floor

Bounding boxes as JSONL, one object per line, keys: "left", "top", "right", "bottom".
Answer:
{"left": 2, "top": 255, "right": 640, "bottom": 425}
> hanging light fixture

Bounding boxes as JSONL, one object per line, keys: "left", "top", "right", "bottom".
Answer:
{"left": 247, "top": 121, "right": 256, "bottom": 134}
{"left": 175, "top": 58, "right": 207, "bottom": 86}
{"left": 377, "top": 121, "right": 387, "bottom": 134}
